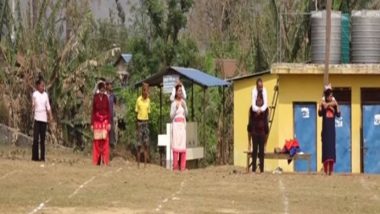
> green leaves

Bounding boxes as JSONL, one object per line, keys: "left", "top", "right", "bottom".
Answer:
{"left": 132, "top": 0, "right": 195, "bottom": 71}
{"left": 146, "top": 0, "right": 165, "bottom": 37}
{"left": 333, "top": 0, "right": 343, "bottom": 10}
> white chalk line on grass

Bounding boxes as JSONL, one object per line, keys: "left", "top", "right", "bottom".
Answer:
{"left": 360, "top": 177, "right": 379, "bottom": 201}
{"left": 0, "top": 170, "right": 19, "bottom": 180}
{"left": 103, "top": 167, "right": 122, "bottom": 176}
{"left": 278, "top": 178, "right": 289, "bottom": 214}
{"left": 155, "top": 179, "right": 186, "bottom": 212}
{"left": 28, "top": 167, "right": 121, "bottom": 213}
{"left": 68, "top": 176, "right": 96, "bottom": 198}
{"left": 28, "top": 198, "right": 51, "bottom": 214}
{"left": 104, "top": 170, "right": 114, "bottom": 177}
{"left": 67, "top": 167, "right": 122, "bottom": 199}
{"left": 27, "top": 179, "right": 66, "bottom": 214}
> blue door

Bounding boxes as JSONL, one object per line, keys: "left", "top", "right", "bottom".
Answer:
{"left": 363, "top": 105, "right": 380, "bottom": 174}
{"left": 294, "top": 103, "right": 317, "bottom": 172}
{"left": 335, "top": 104, "right": 352, "bottom": 173}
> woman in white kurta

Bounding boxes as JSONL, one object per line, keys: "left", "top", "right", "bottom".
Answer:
{"left": 170, "top": 84, "right": 188, "bottom": 171}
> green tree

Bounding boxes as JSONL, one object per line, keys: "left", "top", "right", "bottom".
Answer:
{"left": 127, "top": 0, "right": 195, "bottom": 80}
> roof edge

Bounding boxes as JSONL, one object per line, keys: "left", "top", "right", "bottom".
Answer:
{"left": 228, "top": 70, "right": 271, "bottom": 81}
{"left": 271, "top": 63, "right": 380, "bottom": 75}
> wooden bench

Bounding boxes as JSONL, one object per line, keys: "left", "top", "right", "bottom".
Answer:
{"left": 244, "top": 151, "right": 311, "bottom": 173}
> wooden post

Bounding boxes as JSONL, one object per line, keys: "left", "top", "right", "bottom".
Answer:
{"left": 159, "top": 86, "right": 164, "bottom": 166}
{"left": 324, "top": 0, "right": 332, "bottom": 86}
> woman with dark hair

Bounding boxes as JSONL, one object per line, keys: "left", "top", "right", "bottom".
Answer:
{"left": 170, "top": 84, "right": 188, "bottom": 171}
{"left": 318, "top": 88, "right": 340, "bottom": 175}
{"left": 91, "top": 81, "right": 110, "bottom": 165}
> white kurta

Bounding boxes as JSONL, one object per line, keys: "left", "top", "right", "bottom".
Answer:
{"left": 170, "top": 100, "right": 187, "bottom": 152}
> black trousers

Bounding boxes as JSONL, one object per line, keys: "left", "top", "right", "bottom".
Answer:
{"left": 32, "top": 120, "right": 47, "bottom": 161}
{"left": 252, "top": 134, "right": 265, "bottom": 172}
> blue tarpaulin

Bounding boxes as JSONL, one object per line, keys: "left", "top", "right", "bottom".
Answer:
{"left": 171, "top": 66, "right": 230, "bottom": 87}
{"left": 135, "top": 66, "right": 230, "bottom": 88}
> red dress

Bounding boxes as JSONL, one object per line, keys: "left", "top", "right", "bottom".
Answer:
{"left": 91, "top": 92, "right": 110, "bottom": 165}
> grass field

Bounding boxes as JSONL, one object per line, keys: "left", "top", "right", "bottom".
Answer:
{"left": 0, "top": 144, "right": 379, "bottom": 214}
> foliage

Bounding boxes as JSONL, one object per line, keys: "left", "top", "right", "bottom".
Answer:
{"left": 0, "top": 0, "right": 122, "bottom": 146}
{"left": 126, "top": 0, "right": 196, "bottom": 81}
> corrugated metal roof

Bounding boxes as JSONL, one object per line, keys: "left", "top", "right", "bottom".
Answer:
{"left": 121, "top": 54, "right": 132, "bottom": 63}
{"left": 135, "top": 66, "right": 230, "bottom": 88}
{"left": 171, "top": 66, "right": 230, "bottom": 87}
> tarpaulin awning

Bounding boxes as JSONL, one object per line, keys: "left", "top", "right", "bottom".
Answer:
{"left": 135, "top": 66, "right": 230, "bottom": 88}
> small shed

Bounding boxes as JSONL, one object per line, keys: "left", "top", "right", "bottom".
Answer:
{"left": 136, "top": 66, "right": 230, "bottom": 121}
{"left": 135, "top": 66, "right": 230, "bottom": 143}
{"left": 136, "top": 66, "right": 230, "bottom": 167}
{"left": 114, "top": 53, "right": 132, "bottom": 86}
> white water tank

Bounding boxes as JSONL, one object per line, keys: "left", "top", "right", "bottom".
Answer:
{"left": 351, "top": 10, "right": 380, "bottom": 63}
{"left": 311, "top": 11, "right": 342, "bottom": 64}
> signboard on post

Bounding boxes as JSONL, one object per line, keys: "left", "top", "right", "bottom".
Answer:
{"left": 163, "top": 75, "right": 179, "bottom": 94}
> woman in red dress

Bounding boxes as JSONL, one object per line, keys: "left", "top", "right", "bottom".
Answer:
{"left": 91, "top": 82, "right": 110, "bottom": 165}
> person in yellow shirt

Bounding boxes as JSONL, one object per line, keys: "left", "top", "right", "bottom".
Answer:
{"left": 135, "top": 83, "right": 151, "bottom": 167}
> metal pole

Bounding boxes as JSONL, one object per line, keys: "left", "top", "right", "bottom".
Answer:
{"left": 315, "top": 0, "right": 318, "bottom": 11}
{"left": 279, "top": 4, "right": 282, "bottom": 62}
{"left": 160, "top": 86, "right": 162, "bottom": 133}
{"left": 191, "top": 82, "right": 194, "bottom": 121}
{"left": 276, "top": 7, "right": 279, "bottom": 62}
{"left": 203, "top": 88, "right": 206, "bottom": 152}
{"left": 324, "top": 0, "right": 332, "bottom": 86}
{"left": 222, "top": 86, "right": 225, "bottom": 164}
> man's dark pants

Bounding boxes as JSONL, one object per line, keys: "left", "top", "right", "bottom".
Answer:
{"left": 252, "top": 134, "right": 265, "bottom": 172}
{"left": 32, "top": 120, "right": 47, "bottom": 161}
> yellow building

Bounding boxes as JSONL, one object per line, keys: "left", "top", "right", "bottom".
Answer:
{"left": 233, "top": 63, "right": 380, "bottom": 174}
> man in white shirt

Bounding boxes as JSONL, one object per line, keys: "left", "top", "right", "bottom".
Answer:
{"left": 252, "top": 78, "right": 268, "bottom": 114}
{"left": 251, "top": 78, "right": 269, "bottom": 158}
{"left": 170, "top": 79, "right": 186, "bottom": 102}
{"left": 32, "top": 79, "right": 52, "bottom": 161}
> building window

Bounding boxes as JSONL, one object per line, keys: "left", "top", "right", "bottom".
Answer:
{"left": 361, "top": 88, "right": 380, "bottom": 104}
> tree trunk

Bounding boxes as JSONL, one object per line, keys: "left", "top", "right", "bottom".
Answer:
{"left": 32, "top": 0, "right": 38, "bottom": 27}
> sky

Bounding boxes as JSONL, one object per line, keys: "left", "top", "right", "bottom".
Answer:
{"left": 15, "top": 0, "right": 139, "bottom": 24}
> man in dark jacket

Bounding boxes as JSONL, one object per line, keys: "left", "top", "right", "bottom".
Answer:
{"left": 248, "top": 92, "right": 268, "bottom": 173}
